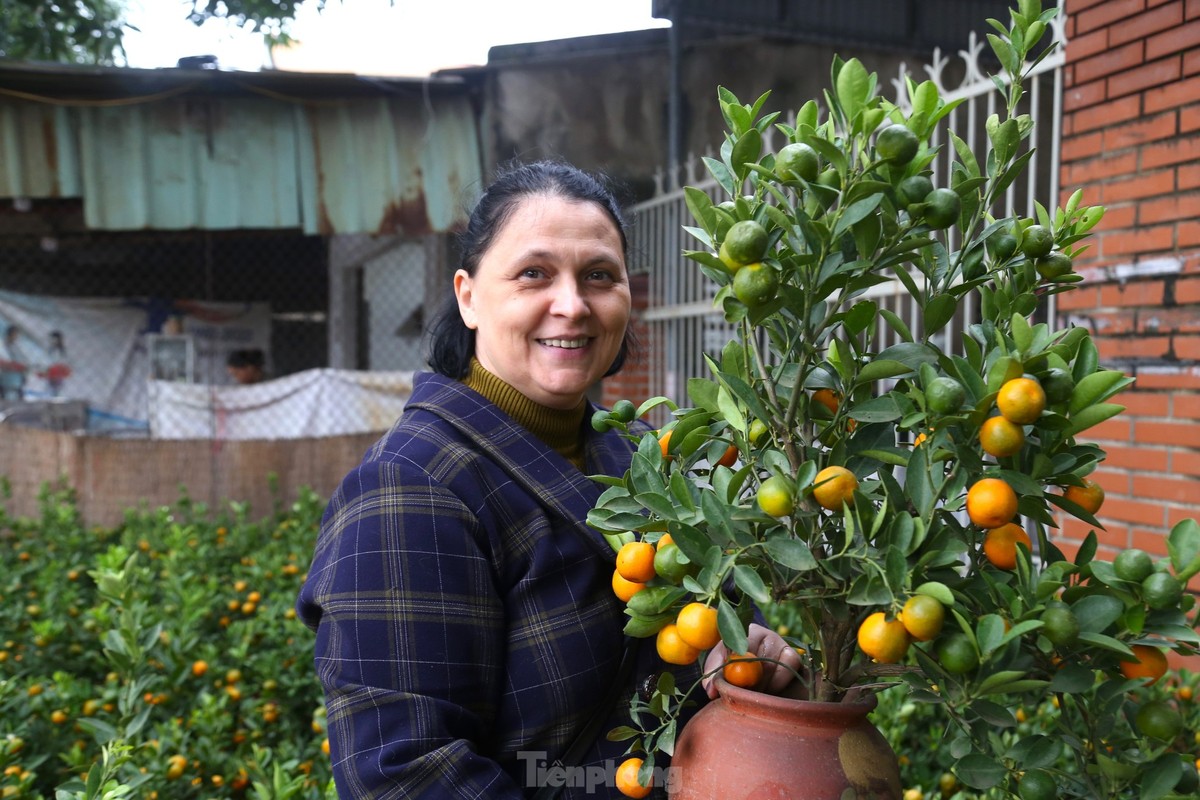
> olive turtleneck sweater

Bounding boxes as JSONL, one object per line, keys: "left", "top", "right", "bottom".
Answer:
{"left": 462, "top": 359, "right": 588, "bottom": 470}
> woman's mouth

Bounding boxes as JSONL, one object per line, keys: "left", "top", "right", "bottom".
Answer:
{"left": 538, "top": 338, "right": 590, "bottom": 349}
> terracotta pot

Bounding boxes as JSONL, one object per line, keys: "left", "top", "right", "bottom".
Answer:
{"left": 667, "top": 678, "right": 902, "bottom": 800}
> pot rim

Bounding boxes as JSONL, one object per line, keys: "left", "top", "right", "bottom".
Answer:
{"left": 713, "top": 676, "right": 880, "bottom": 719}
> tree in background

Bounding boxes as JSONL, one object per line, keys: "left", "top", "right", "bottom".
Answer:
{"left": 0, "top": 0, "right": 330, "bottom": 65}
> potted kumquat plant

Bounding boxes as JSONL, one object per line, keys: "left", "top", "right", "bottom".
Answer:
{"left": 587, "top": 2, "right": 1200, "bottom": 798}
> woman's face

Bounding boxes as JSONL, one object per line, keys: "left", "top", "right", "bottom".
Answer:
{"left": 454, "top": 194, "right": 631, "bottom": 410}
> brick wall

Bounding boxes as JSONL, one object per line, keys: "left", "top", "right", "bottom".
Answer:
{"left": 1059, "top": 0, "right": 1200, "bottom": 564}
{"left": 599, "top": 272, "right": 653, "bottom": 410}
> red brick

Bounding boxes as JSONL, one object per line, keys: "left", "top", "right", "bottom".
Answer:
{"left": 1101, "top": 442, "right": 1171, "bottom": 471}
{"left": 1070, "top": 29, "right": 1112, "bottom": 67}
{"left": 1174, "top": 334, "right": 1200, "bottom": 360}
{"left": 1115, "top": 389, "right": 1172, "bottom": 416}
{"left": 1135, "top": 366, "right": 1200, "bottom": 389}
{"left": 1099, "top": 333, "right": 1175, "bottom": 358}
{"left": 1186, "top": 48, "right": 1200, "bottom": 75}
{"left": 1146, "top": 17, "right": 1200, "bottom": 58}
{"left": 1099, "top": 204, "right": 1139, "bottom": 231}
{"left": 1112, "top": 1, "right": 1186, "bottom": 44}
{"left": 1166, "top": 510, "right": 1200, "bottom": 545}
{"left": 1181, "top": 163, "right": 1200, "bottom": 189}
{"left": 1101, "top": 110, "right": 1178, "bottom": 150}
{"left": 1142, "top": 132, "right": 1200, "bottom": 167}
{"left": 1180, "top": 219, "right": 1200, "bottom": 247}
{"left": 1190, "top": 0, "right": 1200, "bottom": 17}
{"left": 1131, "top": 526, "right": 1172, "bottom": 556}
{"left": 1065, "top": 151, "right": 1138, "bottom": 185}
{"left": 1099, "top": 170, "right": 1175, "bottom": 204}
{"left": 1100, "top": 496, "right": 1168, "bottom": 527}
{"left": 1109, "top": 57, "right": 1182, "bottom": 98}
{"left": 1062, "top": 307, "right": 1136, "bottom": 335}
{"left": 1139, "top": 306, "right": 1200, "bottom": 334}
{"left": 1077, "top": 0, "right": 1149, "bottom": 34}
{"left": 1173, "top": 393, "right": 1200, "bottom": 418}
{"left": 1133, "top": 472, "right": 1200, "bottom": 503}
{"left": 1099, "top": 279, "right": 1169, "bottom": 307}
{"left": 1136, "top": 419, "right": 1200, "bottom": 447}
{"left": 1181, "top": 105, "right": 1200, "bottom": 134}
{"left": 1101, "top": 225, "right": 1175, "bottom": 256}
{"left": 1144, "top": 74, "right": 1200, "bottom": 113}
{"left": 1067, "top": 0, "right": 1112, "bottom": 12}
{"left": 1139, "top": 192, "right": 1200, "bottom": 223}
{"left": 1078, "top": 417, "right": 1134, "bottom": 443}
{"left": 1055, "top": 284, "right": 1102, "bottom": 310}
{"left": 1173, "top": 448, "right": 1200, "bottom": 476}
{"left": 1176, "top": 274, "right": 1200, "bottom": 303}
{"left": 1064, "top": 78, "right": 1107, "bottom": 111}
{"left": 1061, "top": 131, "right": 1105, "bottom": 162}
{"left": 1075, "top": 41, "right": 1145, "bottom": 84}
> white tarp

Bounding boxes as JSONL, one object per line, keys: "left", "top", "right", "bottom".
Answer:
{"left": 148, "top": 368, "right": 412, "bottom": 440}
{"left": 0, "top": 289, "right": 270, "bottom": 430}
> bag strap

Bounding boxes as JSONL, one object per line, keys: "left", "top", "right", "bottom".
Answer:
{"left": 531, "top": 637, "right": 638, "bottom": 800}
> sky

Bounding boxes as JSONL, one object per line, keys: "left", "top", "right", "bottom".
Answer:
{"left": 121, "top": 0, "right": 669, "bottom": 76}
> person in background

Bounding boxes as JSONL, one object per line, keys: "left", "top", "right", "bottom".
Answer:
{"left": 0, "top": 324, "right": 28, "bottom": 401}
{"left": 226, "top": 348, "right": 265, "bottom": 385}
{"left": 40, "top": 330, "right": 71, "bottom": 396}
{"left": 296, "top": 161, "right": 799, "bottom": 799}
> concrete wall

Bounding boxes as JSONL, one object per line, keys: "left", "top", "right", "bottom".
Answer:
{"left": 0, "top": 426, "right": 380, "bottom": 526}
{"left": 481, "top": 34, "right": 926, "bottom": 197}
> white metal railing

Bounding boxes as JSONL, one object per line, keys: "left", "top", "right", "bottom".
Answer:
{"left": 631, "top": 2, "right": 1066, "bottom": 404}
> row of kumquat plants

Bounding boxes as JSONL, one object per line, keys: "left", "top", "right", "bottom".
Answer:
{"left": 0, "top": 478, "right": 334, "bottom": 799}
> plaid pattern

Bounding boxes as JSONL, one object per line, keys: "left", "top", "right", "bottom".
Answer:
{"left": 297, "top": 372, "right": 699, "bottom": 798}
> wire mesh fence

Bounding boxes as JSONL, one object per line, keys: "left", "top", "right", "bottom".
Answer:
{"left": 0, "top": 198, "right": 453, "bottom": 519}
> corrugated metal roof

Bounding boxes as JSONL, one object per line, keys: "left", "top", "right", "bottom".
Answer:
{"left": 0, "top": 63, "right": 483, "bottom": 235}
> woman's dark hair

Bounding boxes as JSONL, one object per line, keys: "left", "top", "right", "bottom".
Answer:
{"left": 427, "top": 160, "right": 635, "bottom": 379}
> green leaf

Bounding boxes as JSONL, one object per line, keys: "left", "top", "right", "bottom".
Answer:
{"left": 858, "top": 359, "right": 915, "bottom": 384}
{"left": 717, "top": 596, "right": 749, "bottom": 654}
{"left": 716, "top": 385, "right": 747, "bottom": 434}
{"left": 879, "top": 308, "right": 914, "bottom": 342}
{"left": 1069, "top": 370, "right": 1130, "bottom": 415}
{"left": 954, "top": 753, "right": 1006, "bottom": 789}
{"left": 1064, "top": 402, "right": 1125, "bottom": 437}
{"left": 923, "top": 294, "right": 957, "bottom": 336}
{"left": 703, "top": 156, "right": 737, "bottom": 196}
{"left": 733, "top": 564, "right": 771, "bottom": 604}
{"left": 730, "top": 128, "right": 763, "bottom": 179}
{"left": 835, "top": 57, "right": 870, "bottom": 120}
{"left": 847, "top": 395, "right": 902, "bottom": 422}
{"left": 915, "top": 581, "right": 954, "bottom": 606}
{"left": 684, "top": 187, "right": 716, "bottom": 233}
{"left": 628, "top": 586, "right": 689, "bottom": 616}
{"left": 976, "top": 669, "right": 1035, "bottom": 695}
{"left": 1167, "top": 518, "right": 1200, "bottom": 577}
{"left": 1049, "top": 664, "right": 1095, "bottom": 692}
{"left": 975, "top": 614, "right": 1008, "bottom": 657}
{"left": 1140, "top": 753, "right": 1182, "bottom": 800}
{"left": 1072, "top": 593, "right": 1124, "bottom": 633}
{"left": 764, "top": 532, "right": 818, "bottom": 571}
{"left": 833, "top": 193, "right": 884, "bottom": 238}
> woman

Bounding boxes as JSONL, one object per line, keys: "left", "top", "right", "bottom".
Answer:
{"left": 297, "top": 161, "right": 797, "bottom": 799}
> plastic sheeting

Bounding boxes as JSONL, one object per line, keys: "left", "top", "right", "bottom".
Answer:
{"left": 147, "top": 368, "right": 412, "bottom": 440}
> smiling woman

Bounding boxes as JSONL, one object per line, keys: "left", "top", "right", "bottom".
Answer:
{"left": 296, "top": 161, "right": 790, "bottom": 799}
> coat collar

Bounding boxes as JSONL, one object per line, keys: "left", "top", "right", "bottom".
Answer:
{"left": 406, "top": 372, "right": 634, "bottom": 561}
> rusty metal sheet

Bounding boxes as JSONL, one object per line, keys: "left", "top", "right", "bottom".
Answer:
{"left": 0, "top": 73, "right": 481, "bottom": 236}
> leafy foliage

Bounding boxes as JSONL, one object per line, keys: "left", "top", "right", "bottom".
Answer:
{"left": 0, "top": 480, "right": 333, "bottom": 799}
{"left": 589, "top": 2, "right": 1200, "bottom": 797}
{"left": 0, "top": 0, "right": 356, "bottom": 65}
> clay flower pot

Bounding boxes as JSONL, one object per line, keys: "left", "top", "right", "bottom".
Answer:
{"left": 667, "top": 678, "right": 901, "bottom": 800}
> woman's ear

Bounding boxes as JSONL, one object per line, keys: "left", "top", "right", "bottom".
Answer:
{"left": 453, "top": 269, "right": 478, "bottom": 330}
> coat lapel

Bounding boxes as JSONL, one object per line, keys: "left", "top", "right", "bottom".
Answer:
{"left": 406, "top": 373, "right": 635, "bottom": 562}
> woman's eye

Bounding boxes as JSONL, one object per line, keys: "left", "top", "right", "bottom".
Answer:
{"left": 520, "top": 267, "right": 545, "bottom": 279}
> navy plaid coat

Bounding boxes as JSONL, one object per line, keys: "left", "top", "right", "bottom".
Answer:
{"left": 298, "top": 372, "right": 700, "bottom": 798}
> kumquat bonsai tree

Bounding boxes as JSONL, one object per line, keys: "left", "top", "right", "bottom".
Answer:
{"left": 587, "top": 2, "right": 1200, "bottom": 798}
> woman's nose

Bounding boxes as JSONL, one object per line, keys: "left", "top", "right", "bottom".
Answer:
{"left": 550, "top": 278, "right": 588, "bottom": 317}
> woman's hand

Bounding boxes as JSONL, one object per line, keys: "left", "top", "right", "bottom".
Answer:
{"left": 700, "top": 623, "right": 802, "bottom": 699}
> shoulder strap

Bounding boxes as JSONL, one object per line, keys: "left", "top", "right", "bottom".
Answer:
{"left": 531, "top": 637, "right": 638, "bottom": 800}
